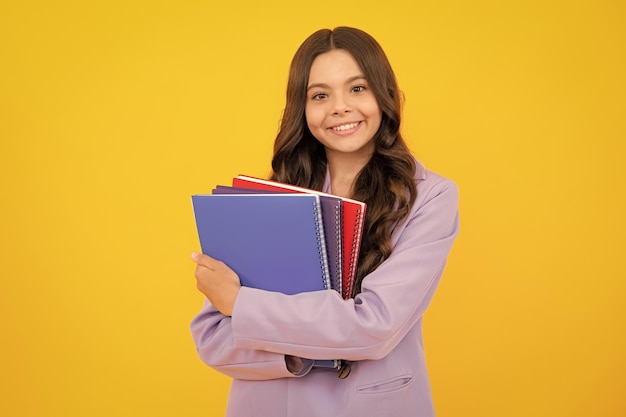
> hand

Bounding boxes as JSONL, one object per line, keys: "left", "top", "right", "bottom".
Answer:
{"left": 191, "top": 252, "right": 241, "bottom": 316}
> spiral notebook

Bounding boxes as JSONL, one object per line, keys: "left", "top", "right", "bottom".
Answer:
{"left": 231, "top": 175, "right": 366, "bottom": 299}
{"left": 192, "top": 193, "right": 331, "bottom": 295}
{"left": 212, "top": 185, "right": 343, "bottom": 295}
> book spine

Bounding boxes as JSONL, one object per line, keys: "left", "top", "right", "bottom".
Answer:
{"left": 345, "top": 206, "right": 364, "bottom": 299}
{"left": 312, "top": 198, "right": 331, "bottom": 290}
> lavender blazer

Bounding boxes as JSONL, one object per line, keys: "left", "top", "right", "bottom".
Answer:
{"left": 191, "top": 161, "right": 460, "bottom": 417}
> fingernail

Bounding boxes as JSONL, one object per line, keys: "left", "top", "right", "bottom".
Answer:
{"left": 191, "top": 252, "right": 199, "bottom": 259}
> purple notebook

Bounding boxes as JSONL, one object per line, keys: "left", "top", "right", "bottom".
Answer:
{"left": 212, "top": 185, "right": 343, "bottom": 295}
{"left": 192, "top": 193, "right": 331, "bottom": 295}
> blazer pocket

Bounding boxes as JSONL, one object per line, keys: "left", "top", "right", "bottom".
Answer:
{"left": 356, "top": 374, "right": 413, "bottom": 395}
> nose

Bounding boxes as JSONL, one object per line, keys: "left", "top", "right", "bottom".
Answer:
{"left": 332, "top": 94, "right": 351, "bottom": 115}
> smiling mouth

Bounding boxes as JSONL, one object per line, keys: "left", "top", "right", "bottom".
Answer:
{"left": 330, "top": 122, "right": 360, "bottom": 132}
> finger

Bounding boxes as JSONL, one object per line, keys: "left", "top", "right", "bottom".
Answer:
{"left": 191, "top": 252, "right": 218, "bottom": 269}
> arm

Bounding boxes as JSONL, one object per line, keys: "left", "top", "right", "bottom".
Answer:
{"left": 230, "top": 175, "right": 460, "bottom": 361}
{"left": 190, "top": 250, "right": 300, "bottom": 380}
{"left": 190, "top": 299, "right": 298, "bottom": 380}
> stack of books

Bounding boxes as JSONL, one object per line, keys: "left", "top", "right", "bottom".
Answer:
{"left": 192, "top": 175, "right": 366, "bottom": 299}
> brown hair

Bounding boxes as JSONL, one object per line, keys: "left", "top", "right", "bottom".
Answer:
{"left": 270, "top": 27, "right": 417, "bottom": 296}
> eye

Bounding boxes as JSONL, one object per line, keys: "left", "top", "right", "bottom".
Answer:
{"left": 351, "top": 85, "right": 366, "bottom": 93}
{"left": 311, "top": 92, "right": 328, "bottom": 100}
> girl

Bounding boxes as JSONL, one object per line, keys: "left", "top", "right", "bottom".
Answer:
{"left": 190, "top": 26, "right": 459, "bottom": 417}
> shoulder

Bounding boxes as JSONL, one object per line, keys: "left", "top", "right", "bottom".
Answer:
{"left": 413, "top": 159, "right": 459, "bottom": 210}
{"left": 388, "top": 158, "right": 460, "bottom": 254}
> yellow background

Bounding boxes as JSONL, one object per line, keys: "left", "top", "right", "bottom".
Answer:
{"left": 1, "top": 0, "right": 624, "bottom": 416}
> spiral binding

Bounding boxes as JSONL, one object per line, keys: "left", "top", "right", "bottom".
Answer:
{"left": 346, "top": 208, "right": 363, "bottom": 298}
{"left": 312, "top": 200, "right": 331, "bottom": 290}
{"left": 334, "top": 204, "right": 343, "bottom": 295}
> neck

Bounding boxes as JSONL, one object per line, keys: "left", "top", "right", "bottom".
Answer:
{"left": 326, "top": 151, "right": 372, "bottom": 198}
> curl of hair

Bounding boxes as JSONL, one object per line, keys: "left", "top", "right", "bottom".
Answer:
{"left": 270, "top": 27, "right": 417, "bottom": 296}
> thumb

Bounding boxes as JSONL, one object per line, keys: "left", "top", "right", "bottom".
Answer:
{"left": 191, "top": 251, "right": 203, "bottom": 263}
{"left": 191, "top": 252, "right": 217, "bottom": 269}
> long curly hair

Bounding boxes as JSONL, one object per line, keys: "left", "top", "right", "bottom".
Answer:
{"left": 270, "top": 27, "right": 417, "bottom": 296}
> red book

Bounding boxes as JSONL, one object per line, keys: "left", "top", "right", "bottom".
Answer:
{"left": 232, "top": 175, "right": 366, "bottom": 299}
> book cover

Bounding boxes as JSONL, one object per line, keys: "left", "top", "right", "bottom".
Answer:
{"left": 192, "top": 193, "right": 331, "bottom": 295}
{"left": 231, "top": 175, "right": 366, "bottom": 299}
{"left": 212, "top": 185, "right": 343, "bottom": 295}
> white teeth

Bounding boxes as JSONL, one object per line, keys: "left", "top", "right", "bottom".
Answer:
{"left": 331, "top": 122, "right": 358, "bottom": 131}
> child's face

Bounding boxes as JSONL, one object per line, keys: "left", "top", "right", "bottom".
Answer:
{"left": 305, "top": 49, "right": 382, "bottom": 162}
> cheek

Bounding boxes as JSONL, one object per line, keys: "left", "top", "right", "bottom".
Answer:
{"left": 304, "top": 109, "right": 327, "bottom": 143}
{"left": 367, "top": 103, "right": 383, "bottom": 130}
{"left": 305, "top": 107, "right": 323, "bottom": 130}
{"left": 365, "top": 98, "right": 382, "bottom": 119}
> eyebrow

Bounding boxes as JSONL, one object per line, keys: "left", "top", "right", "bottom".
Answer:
{"left": 307, "top": 75, "right": 367, "bottom": 91}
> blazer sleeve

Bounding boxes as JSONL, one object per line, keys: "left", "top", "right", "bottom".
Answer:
{"left": 230, "top": 174, "right": 460, "bottom": 361}
{"left": 190, "top": 299, "right": 297, "bottom": 380}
